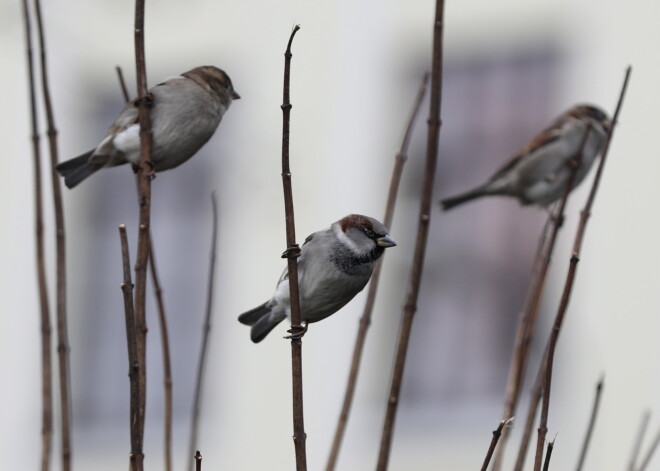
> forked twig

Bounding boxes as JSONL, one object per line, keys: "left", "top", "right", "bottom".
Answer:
{"left": 532, "top": 67, "right": 632, "bottom": 471}
{"left": 575, "top": 376, "right": 604, "bottom": 470}
{"left": 627, "top": 411, "right": 651, "bottom": 471}
{"left": 116, "top": 64, "right": 172, "bottom": 471}
{"left": 188, "top": 193, "right": 220, "bottom": 471}
{"left": 637, "top": 426, "right": 660, "bottom": 471}
{"left": 22, "top": 1, "right": 53, "bottom": 469}
{"left": 326, "top": 72, "right": 429, "bottom": 471}
{"left": 33, "top": 0, "right": 71, "bottom": 468}
{"left": 481, "top": 418, "right": 514, "bottom": 471}
{"left": 280, "top": 25, "right": 307, "bottom": 471}
{"left": 375, "top": 2, "right": 445, "bottom": 469}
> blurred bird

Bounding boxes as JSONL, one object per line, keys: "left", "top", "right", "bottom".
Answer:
{"left": 440, "top": 104, "right": 611, "bottom": 210}
{"left": 238, "top": 214, "right": 396, "bottom": 343}
{"left": 56, "top": 65, "right": 240, "bottom": 188}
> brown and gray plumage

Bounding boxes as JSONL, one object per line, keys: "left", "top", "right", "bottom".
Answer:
{"left": 440, "top": 104, "right": 611, "bottom": 210}
{"left": 56, "top": 66, "right": 240, "bottom": 188}
{"left": 238, "top": 214, "right": 397, "bottom": 343}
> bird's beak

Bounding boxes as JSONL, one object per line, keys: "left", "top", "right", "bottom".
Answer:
{"left": 377, "top": 235, "right": 397, "bottom": 248}
{"left": 231, "top": 90, "right": 241, "bottom": 100}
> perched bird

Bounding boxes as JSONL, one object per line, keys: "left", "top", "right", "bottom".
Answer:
{"left": 238, "top": 214, "right": 396, "bottom": 343}
{"left": 56, "top": 65, "right": 240, "bottom": 188}
{"left": 440, "top": 104, "right": 611, "bottom": 210}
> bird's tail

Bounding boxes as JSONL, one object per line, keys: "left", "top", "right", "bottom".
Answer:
{"left": 238, "top": 302, "right": 286, "bottom": 343}
{"left": 55, "top": 150, "right": 98, "bottom": 188}
{"left": 440, "top": 186, "right": 490, "bottom": 211}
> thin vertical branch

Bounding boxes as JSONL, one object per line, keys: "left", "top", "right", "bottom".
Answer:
{"left": 22, "top": 1, "right": 52, "bottom": 469}
{"left": 376, "top": 2, "right": 444, "bottom": 469}
{"left": 480, "top": 418, "right": 514, "bottom": 471}
{"left": 492, "top": 185, "right": 569, "bottom": 471}
{"left": 532, "top": 67, "right": 632, "bottom": 471}
{"left": 133, "top": 0, "right": 153, "bottom": 462}
{"left": 542, "top": 438, "right": 555, "bottom": 471}
{"left": 194, "top": 451, "right": 202, "bottom": 471}
{"left": 188, "top": 193, "right": 220, "bottom": 471}
{"left": 637, "top": 427, "right": 660, "bottom": 471}
{"left": 116, "top": 65, "right": 131, "bottom": 102}
{"left": 118, "top": 63, "right": 172, "bottom": 471}
{"left": 118, "top": 225, "right": 142, "bottom": 471}
{"left": 325, "top": 72, "right": 429, "bottom": 471}
{"left": 280, "top": 25, "right": 306, "bottom": 471}
{"left": 33, "top": 1, "right": 71, "bottom": 469}
{"left": 627, "top": 411, "right": 651, "bottom": 471}
{"left": 148, "top": 243, "right": 172, "bottom": 471}
{"left": 575, "top": 376, "right": 604, "bottom": 471}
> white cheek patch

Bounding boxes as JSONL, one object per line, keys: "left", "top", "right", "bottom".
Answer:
{"left": 334, "top": 224, "right": 360, "bottom": 253}
{"left": 113, "top": 124, "right": 141, "bottom": 162}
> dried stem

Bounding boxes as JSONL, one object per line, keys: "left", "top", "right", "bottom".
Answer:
{"left": 627, "top": 411, "right": 651, "bottom": 471}
{"left": 195, "top": 451, "right": 202, "bottom": 471}
{"left": 325, "top": 72, "right": 429, "bottom": 471}
{"left": 148, "top": 242, "right": 172, "bottom": 471}
{"left": 118, "top": 63, "right": 172, "bottom": 471}
{"left": 133, "top": 0, "right": 152, "bottom": 459}
{"left": 118, "top": 225, "right": 142, "bottom": 471}
{"left": 542, "top": 438, "right": 555, "bottom": 471}
{"left": 493, "top": 182, "right": 568, "bottom": 470}
{"left": 575, "top": 376, "right": 604, "bottom": 471}
{"left": 637, "top": 427, "right": 660, "bottom": 471}
{"left": 481, "top": 418, "right": 514, "bottom": 471}
{"left": 375, "top": 2, "right": 444, "bottom": 469}
{"left": 532, "top": 67, "right": 632, "bottom": 471}
{"left": 280, "top": 24, "right": 307, "bottom": 471}
{"left": 116, "top": 65, "right": 131, "bottom": 102}
{"left": 22, "top": 1, "right": 53, "bottom": 469}
{"left": 33, "top": 0, "right": 71, "bottom": 468}
{"left": 188, "top": 193, "right": 220, "bottom": 471}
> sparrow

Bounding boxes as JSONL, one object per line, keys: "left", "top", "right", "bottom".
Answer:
{"left": 55, "top": 65, "right": 240, "bottom": 188}
{"left": 440, "top": 104, "right": 611, "bottom": 210}
{"left": 238, "top": 214, "right": 397, "bottom": 343}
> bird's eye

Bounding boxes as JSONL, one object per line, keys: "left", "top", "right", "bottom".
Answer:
{"left": 364, "top": 228, "right": 375, "bottom": 238}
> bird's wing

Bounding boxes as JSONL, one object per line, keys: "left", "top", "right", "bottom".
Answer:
{"left": 489, "top": 126, "right": 564, "bottom": 182}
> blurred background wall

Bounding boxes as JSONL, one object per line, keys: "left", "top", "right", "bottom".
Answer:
{"left": 1, "top": 0, "right": 659, "bottom": 469}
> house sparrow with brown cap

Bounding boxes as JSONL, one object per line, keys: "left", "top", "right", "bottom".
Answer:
{"left": 238, "top": 214, "right": 397, "bottom": 343}
{"left": 56, "top": 65, "right": 240, "bottom": 188}
{"left": 440, "top": 104, "right": 611, "bottom": 210}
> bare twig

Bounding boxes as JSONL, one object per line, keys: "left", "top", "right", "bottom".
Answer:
{"left": 532, "top": 67, "right": 632, "bottom": 471}
{"left": 118, "top": 225, "right": 141, "bottom": 471}
{"left": 375, "top": 2, "right": 445, "bottom": 469}
{"left": 542, "top": 438, "right": 556, "bottom": 471}
{"left": 325, "top": 72, "right": 429, "bottom": 471}
{"left": 481, "top": 418, "right": 514, "bottom": 471}
{"left": 493, "top": 186, "right": 567, "bottom": 470}
{"left": 147, "top": 242, "right": 172, "bottom": 471}
{"left": 22, "top": 1, "right": 52, "bottom": 469}
{"left": 188, "top": 193, "right": 220, "bottom": 471}
{"left": 118, "top": 62, "right": 172, "bottom": 471}
{"left": 116, "top": 65, "right": 131, "bottom": 102}
{"left": 280, "top": 24, "right": 307, "bottom": 471}
{"left": 33, "top": 1, "right": 71, "bottom": 468}
{"left": 637, "top": 426, "right": 660, "bottom": 471}
{"left": 133, "top": 0, "right": 153, "bottom": 463}
{"left": 575, "top": 376, "right": 604, "bottom": 471}
{"left": 195, "top": 451, "right": 202, "bottom": 471}
{"left": 628, "top": 411, "right": 651, "bottom": 471}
